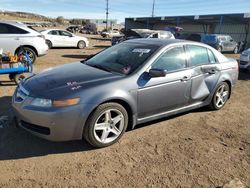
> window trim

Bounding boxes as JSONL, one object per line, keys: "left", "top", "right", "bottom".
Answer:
{"left": 149, "top": 45, "right": 189, "bottom": 74}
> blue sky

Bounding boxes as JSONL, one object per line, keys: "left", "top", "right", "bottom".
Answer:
{"left": 1, "top": 0, "right": 250, "bottom": 22}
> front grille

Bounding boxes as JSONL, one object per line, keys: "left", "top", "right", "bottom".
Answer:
{"left": 20, "top": 120, "right": 50, "bottom": 135}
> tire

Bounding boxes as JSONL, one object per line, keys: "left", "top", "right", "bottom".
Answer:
{"left": 83, "top": 102, "right": 128, "bottom": 148}
{"left": 217, "top": 46, "right": 222, "bottom": 53}
{"left": 9, "top": 73, "right": 16, "bottom": 81}
{"left": 46, "top": 40, "right": 52, "bottom": 49}
{"left": 77, "top": 41, "right": 86, "bottom": 49}
{"left": 17, "top": 47, "right": 37, "bottom": 64}
{"left": 233, "top": 46, "right": 238, "bottom": 54}
{"left": 208, "top": 82, "right": 230, "bottom": 110}
{"left": 14, "top": 74, "right": 26, "bottom": 84}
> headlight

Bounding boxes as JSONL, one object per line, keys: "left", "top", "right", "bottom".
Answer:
{"left": 31, "top": 98, "right": 52, "bottom": 107}
{"left": 30, "top": 98, "right": 80, "bottom": 107}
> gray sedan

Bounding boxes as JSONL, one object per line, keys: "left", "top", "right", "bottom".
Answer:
{"left": 12, "top": 39, "right": 239, "bottom": 148}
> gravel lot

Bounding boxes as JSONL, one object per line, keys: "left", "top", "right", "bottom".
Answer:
{"left": 0, "top": 35, "right": 249, "bottom": 187}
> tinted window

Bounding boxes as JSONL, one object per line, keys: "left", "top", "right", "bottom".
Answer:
{"left": 85, "top": 42, "right": 159, "bottom": 75}
{"left": 186, "top": 45, "right": 209, "bottom": 66}
{"left": 207, "top": 49, "right": 216, "bottom": 63}
{"left": 0, "top": 23, "right": 29, "bottom": 34}
{"left": 59, "top": 31, "right": 72, "bottom": 37}
{"left": 152, "top": 47, "right": 186, "bottom": 72}
{"left": 48, "top": 30, "right": 60, "bottom": 35}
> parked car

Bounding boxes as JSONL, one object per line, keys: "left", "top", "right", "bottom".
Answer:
{"left": 0, "top": 20, "right": 48, "bottom": 63}
{"left": 239, "top": 48, "right": 250, "bottom": 72}
{"left": 111, "top": 29, "right": 175, "bottom": 45}
{"left": 12, "top": 39, "right": 238, "bottom": 148}
{"left": 40, "top": 29, "right": 89, "bottom": 49}
{"left": 101, "top": 30, "right": 121, "bottom": 38}
{"left": 201, "top": 34, "right": 238, "bottom": 53}
{"left": 66, "top": 26, "right": 80, "bottom": 33}
{"left": 185, "top": 33, "right": 204, "bottom": 42}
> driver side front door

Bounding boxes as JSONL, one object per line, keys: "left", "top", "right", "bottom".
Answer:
{"left": 137, "top": 46, "right": 192, "bottom": 119}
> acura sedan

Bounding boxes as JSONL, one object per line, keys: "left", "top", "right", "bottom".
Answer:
{"left": 12, "top": 39, "right": 238, "bottom": 148}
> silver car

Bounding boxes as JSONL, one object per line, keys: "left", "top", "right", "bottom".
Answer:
{"left": 12, "top": 39, "right": 239, "bottom": 148}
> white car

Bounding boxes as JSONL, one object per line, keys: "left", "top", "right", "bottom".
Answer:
{"left": 239, "top": 49, "right": 250, "bottom": 72}
{"left": 41, "top": 29, "right": 89, "bottom": 49}
{"left": 0, "top": 20, "right": 48, "bottom": 63}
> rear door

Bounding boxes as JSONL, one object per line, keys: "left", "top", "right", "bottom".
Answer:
{"left": 59, "top": 30, "right": 75, "bottom": 47}
{"left": 185, "top": 45, "right": 221, "bottom": 104}
{"left": 137, "top": 46, "right": 192, "bottom": 118}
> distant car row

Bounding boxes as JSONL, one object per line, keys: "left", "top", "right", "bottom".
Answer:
{"left": 0, "top": 21, "right": 89, "bottom": 63}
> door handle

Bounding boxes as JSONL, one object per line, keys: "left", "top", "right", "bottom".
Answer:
{"left": 181, "top": 76, "right": 190, "bottom": 81}
{"left": 14, "top": 38, "right": 19, "bottom": 40}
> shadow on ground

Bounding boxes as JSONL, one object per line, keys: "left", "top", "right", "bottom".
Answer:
{"left": 0, "top": 96, "right": 93, "bottom": 161}
{"left": 93, "top": 45, "right": 111, "bottom": 48}
{"left": 89, "top": 37, "right": 111, "bottom": 41}
{"left": 0, "top": 80, "right": 16, "bottom": 87}
{"left": 238, "top": 70, "right": 250, "bottom": 80}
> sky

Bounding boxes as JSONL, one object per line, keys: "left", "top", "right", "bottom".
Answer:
{"left": 1, "top": 0, "right": 250, "bottom": 22}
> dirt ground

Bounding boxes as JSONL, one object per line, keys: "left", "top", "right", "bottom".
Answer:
{"left": 0, "top": 34, "right": 249, "bottom": 188}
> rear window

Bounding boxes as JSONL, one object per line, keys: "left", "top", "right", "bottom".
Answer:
{"left": 0, "top": 23, "right": 29, "bottom": 34}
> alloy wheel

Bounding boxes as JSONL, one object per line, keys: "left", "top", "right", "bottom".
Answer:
{"left": 93, "top": 109, "right": 125, "bottom": 144}
{"left": 215, "top": 84, "right": 229, "bottom": 108}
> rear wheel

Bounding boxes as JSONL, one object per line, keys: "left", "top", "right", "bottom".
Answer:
{"left": 84, "top": 102, "right": 128, "bottom": 148}
{"left": 17, "top": 47, "right": 37, "bottom": 64}
{"left": 209, "top": 82, "right": 230, "bottom": 110}
{"left": 14, "top": 74, "right": 26, "bottom": 84}
{"left": 9, "top": 73, "right": 16, "bottom": 81}
{"left": 77, "top": 41, "right": 86, "bottom": 49}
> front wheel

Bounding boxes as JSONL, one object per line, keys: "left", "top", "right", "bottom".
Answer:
{"left": 14, "top": 74, "right": 26, "bottom": 84}
{"left": 83, "top": 103, "right": 128, "bottom": 148}
{"left": 208, "top": 82, "right": 230, "bottom": 110}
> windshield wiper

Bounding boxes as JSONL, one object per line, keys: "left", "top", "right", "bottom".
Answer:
{"left": 87, "top": 64, "right": 112, "bottom": 73}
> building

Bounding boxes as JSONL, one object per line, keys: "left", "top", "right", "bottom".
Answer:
{"left": 125, "top": 13, "right": 250, "bottom": 42}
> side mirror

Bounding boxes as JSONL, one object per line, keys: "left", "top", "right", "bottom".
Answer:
{"left": 149, "top": 68, "right": 167, "bottom": 77}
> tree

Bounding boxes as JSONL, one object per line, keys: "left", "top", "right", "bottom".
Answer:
{"left": 56, "top": 16, "right": 65, "bottom": 24}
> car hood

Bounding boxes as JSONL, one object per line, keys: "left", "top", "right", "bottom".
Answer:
{"left": 23, "top": 62, "right": 122, "bottom": 98}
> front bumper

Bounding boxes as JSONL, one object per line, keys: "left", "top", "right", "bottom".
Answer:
{"left": 12, "top": 87, "right": 90, "bottom": 141}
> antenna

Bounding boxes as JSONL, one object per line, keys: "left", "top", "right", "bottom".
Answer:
{"left": 152, "top": 0, "right": 155, "bottom": 17}
{"left": 106, "top": 0, "right": 109, "bottom": 30}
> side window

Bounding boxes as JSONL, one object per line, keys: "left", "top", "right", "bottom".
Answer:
{"left": 207, "top": 49, "right": 217, "bottom": 63}
{"left": 186, "top": 45, "right": 209, "bottom": 67}
{"left": 152, "top": 46, "right": 186, "bottom": 72}
{"left": 0, "top": 23, "right": 28, "bottom": 34}
{"left": 48, "top": 30, "right": 59, "bottom": 35}
{"left": 60, "top": 31, "right": 72, "bottom": 37}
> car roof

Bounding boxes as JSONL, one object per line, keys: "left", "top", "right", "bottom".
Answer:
{"left": 124, "top": 38, "right": 191, "bottom": 46}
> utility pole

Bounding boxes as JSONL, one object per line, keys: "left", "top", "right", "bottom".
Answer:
{"left": 152, "top": 0, "right": 155, "bottom": 17}
{"left": 106, "top": 0, "right": 109, "bottom": 31}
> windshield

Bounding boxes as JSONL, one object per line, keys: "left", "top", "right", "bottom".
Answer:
{"left": 85, "top": 42, "right": 159, "bottom": 75}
